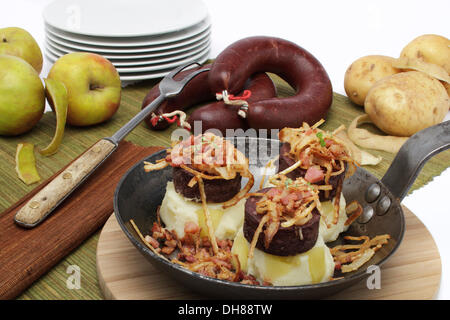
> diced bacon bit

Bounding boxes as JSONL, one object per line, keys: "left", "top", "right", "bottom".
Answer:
{"left": 266, "top": 187, "right": 282, "bottom": 199}
{"left": 280, "top": 192, "right": 301, "bottom": 206}
{"left": 151, "top": 222, "right": 161, "bottom": 234}
{"left": 201, "top": 237, "right": 211, "bottom": 247}
{"left": 144, "top": 235, "right": 160, "bottom": 249}
{"left": 240, "top": 274, "right": 263, "bottom": 285}
{"left": 165, "top": 239, "right": 177, "bottom": 248}
{"left": 305, "top": 165, "right": 324, "bottom": 183}
{"left": 185, "top": 255, "right": 197, "bottom": 263}
{"left": 164, "top": 230, "right": 173, "bottom": 241}
{"left": 161, "top": 246, "right": 176, "bottom": 255}
{"left": 329, "top": 143, "right": 346, "bottom": 158}
{"left": 217, "top": 239, "right": 233, "bottom": 251}
{"left": 184, "top": 221, "right": 200, "bottom": 234}
{"left": 152, "top": 231, "right": 163, "bottom": 239}
{"left": 133, "top": 206, "right": 265, "bottom": 285}
{"left": 211, "top": 257, "right": 232, "bottom": 269}
{"left": 299, "top": 150, "right": 313, "bottom": 167}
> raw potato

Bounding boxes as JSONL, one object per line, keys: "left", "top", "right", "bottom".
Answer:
{"left": 344, "top": 55, "right": 400, "bottom": 106}
{"left": 400, "top": 34, "right": 450, "bottom": 75}
{"left": 365, "top": 71, "right": 449, "bottom": 137}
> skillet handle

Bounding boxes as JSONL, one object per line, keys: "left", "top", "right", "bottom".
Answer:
{"left": 381, "top": 120, "right": 450, "bottom": 202}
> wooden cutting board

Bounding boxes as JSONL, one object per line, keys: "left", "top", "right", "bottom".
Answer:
{"left": 96, "top": 206, "right": 442, "bottom": 300}
{"left": 0, "top": 141, "right": 163, "bottom": 300}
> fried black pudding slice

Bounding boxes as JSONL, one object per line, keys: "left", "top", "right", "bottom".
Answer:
{"left": 244, "top": 188, "right": 320, "bottom": 256}
{"left": 172, "top": 166, "right": 242, "bottom": 203}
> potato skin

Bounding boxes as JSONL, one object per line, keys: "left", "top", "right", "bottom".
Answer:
{"left": 400, "top": 34, "right": 450, "bottom": 75}
{"left": 365, "top": 71, "right": 449, "bottom": 137}
{"left": 344, "top": 55, "right": 400, "bottom": 106}
{"left": 443, "top": 82, "right": 450, "bottom": 100}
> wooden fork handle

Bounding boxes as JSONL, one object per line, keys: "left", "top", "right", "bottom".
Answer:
{"left": 14, "top": 139, "right": 117, "bottom": 228}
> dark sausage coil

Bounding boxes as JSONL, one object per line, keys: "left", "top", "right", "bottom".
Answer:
{"left": 142, "top": 65, "right": 276, "bottom": 133}
{"left": 142, "top": 64, "right": 212, "bottom": 130}
{"left": 208, "top": 36, "right": 333, "bottom": 130}
{"left": 187, "top": 72, "right": 277, "bottom": 135}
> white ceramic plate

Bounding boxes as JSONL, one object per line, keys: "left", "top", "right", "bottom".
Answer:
{"left": 45, "top": 49, "right": 209, "bottom": 81}
{"left": 45, "top": 36, "right": 211, "bottom": 61}
{"left": 45, "top": 42, "right": 210, "bottom": 74}
{"left": 45, "top": 27, "right": 211, "bottom": 54}
{"left": 47, "top": 41, "right": 211, "bottom": 67}
{"left": 44, "top": 16, "right": 211, "bottom": 48}
{"left": 118, "top": 57, "right": 209, "bottom": 81}
{"left": 43, "top": 0, "right": 209, "bottom": 37}
{"left": 45, "top": 39, "right": 211, "bottom": 67}
{"left": 115, "top": 50, "right": 211, "bottom": 73}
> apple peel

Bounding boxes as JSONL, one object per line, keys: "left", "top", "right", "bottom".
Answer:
{"left": 333, "top": 125, "right": 382, "bottom": 166}
{"left": 15, "top": 142, "right": 41, "bottom": 185}
{"left": 39, "top": 78, "right": 68, "bottom": 156}
{"left": 348, "top": 114, "right": 408, "bottom": 154}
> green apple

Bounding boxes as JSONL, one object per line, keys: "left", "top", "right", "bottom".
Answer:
{"left": 0, "top": 27, "right": 43, "bottom": 74}
{"left": 47, "top": 52, "right": 121, "bottom": 126}
{"left": 0, "top": 54, "right": 45, "bottom": 136}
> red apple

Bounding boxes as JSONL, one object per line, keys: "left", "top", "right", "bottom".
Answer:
{"left": 47, "top": 52, "right": 121, "bottom": 126}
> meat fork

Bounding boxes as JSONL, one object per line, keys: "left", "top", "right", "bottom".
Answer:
{"left": 14, "top": 62, "right": 210, "bottom": 228}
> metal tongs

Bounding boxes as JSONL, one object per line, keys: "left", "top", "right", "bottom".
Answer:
{"left": 14, "top": 62, "right": 209, "bottom": 228}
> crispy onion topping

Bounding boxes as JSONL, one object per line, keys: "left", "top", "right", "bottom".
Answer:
{"left": 279, "top": 120, "right": 358, "bottom": 226}
{"left": 331, "top": 234, "right": 390, "bottom": 273}
{"left": 248, "top": 175, "right": 322, "bottom": 258}
{"left": 279, "top": 120, "right": 357, "bottom": 185}
{"left": 144, "top": 132, "right": 250, "bottom": 177}
{"left": 143, "top": 133, "right": 254, "bottom": 210}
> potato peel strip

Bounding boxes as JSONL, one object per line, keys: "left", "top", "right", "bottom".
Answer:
{"left": 348, "top": 114, "right": 408, "bottom": 154}
{"left": 393, "top": 57, "right": 450, "bottom": 84}
{"left": 333, "top": 125, "right": 382, "bottom": 165}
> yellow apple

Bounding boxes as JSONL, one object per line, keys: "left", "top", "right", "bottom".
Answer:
{"left": 0, "top": 55, "right": 45, "bottom": 136}
{"left": 47, "top": 52, "right": 121, "bottom": 126}
{"left": 0, "top": 27, "right": 43, "bottom": 74}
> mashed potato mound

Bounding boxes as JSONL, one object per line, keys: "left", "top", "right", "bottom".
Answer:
{"left": 159, "top": 181, "right": 245, "bottom": 240}
{"left": 231, "top": 228, "right": 335, "bottom": 286}
{"left": 319, "top": 193, "right": 348, "bottom": 243}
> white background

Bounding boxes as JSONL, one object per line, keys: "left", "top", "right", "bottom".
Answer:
{"left": 2, "top": 0, "right": 449, "bottom": 299}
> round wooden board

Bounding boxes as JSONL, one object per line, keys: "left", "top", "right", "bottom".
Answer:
{"left": 96, "top": 206, "right": 441, "bottom": 300}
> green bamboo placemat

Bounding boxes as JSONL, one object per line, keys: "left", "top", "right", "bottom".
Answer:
{"left": 0, "top": 75, "right": 448, "bottom": 300}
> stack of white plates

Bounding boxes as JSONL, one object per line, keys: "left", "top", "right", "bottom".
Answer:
{"left": 43, "top": 0, "right": 211, "bottom": 82}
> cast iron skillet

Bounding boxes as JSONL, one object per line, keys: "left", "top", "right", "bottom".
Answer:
{"left": 114, "top": 121, "right": 449, "bottom": 299}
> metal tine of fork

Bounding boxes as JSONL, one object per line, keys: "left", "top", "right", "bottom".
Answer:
{"left": 178, "top": 67, "right": 211, "bottom": 87}
{"left": 160, "top": 62, "right": 210, "bottom": 98}
{"left": 166, "top": 61, "right": 201, "bottom": 79}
